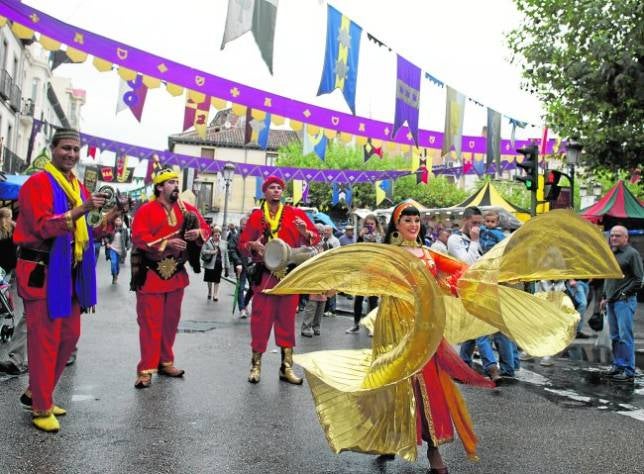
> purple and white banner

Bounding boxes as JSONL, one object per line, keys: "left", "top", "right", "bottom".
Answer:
{"left": 0, "top": 1, "right": 559, "bottom": 154}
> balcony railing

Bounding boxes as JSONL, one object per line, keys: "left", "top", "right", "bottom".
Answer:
{"left": 22, "top": 99, "right": 35, "bottom": 117}
{"left": 0, "top": 69, "right": 12, "bottom": 100}
{"left": 1, "top": 147, "right": 26, "bottom": 174}
{"left": 9, "top": 83, "right": 21, "bottom": 112}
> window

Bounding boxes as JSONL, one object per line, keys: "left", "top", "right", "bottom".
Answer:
{"left": 6, "top": 123, "right": 12, "bottom": 149}
{"left": 0, "top": 41, "right": 6, "bottom": 69}
{"left": 266, "top": 152, "right": 278, "bottom": 166}
{"left": 31, "top": 78, "right": 39, "bottom": 102}
{"left": 201, "top": 148, "right": 215, "bottom": 159}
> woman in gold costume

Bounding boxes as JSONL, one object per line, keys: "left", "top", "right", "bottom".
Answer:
{"left": 267, "top": 201, "right": 621, "bottom": 473}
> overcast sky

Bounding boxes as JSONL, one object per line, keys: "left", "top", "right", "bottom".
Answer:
{"left": 24, "top": 0, "right": 545, "bottom": 154}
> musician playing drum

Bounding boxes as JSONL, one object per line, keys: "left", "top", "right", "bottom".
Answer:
{"left": 239, "top": 175, "right": 319, "bottom": 385}
{"left": 130, "top": 168, "right": 210, "bottom": 389}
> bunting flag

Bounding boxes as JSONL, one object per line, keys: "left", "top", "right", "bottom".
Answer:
{"left": 363, "top": 138, "right": 383, "bottom": 162}
{"left": 221, "top": 0, "right": 278, "bottom": 74}
{"left": 442, "top": 86, "right": 465, "bottom": 159}
{"left": 49, "top": 50, "right": 74, "bottom": 70}
{"left": 116, "top": 74, "right": 148, "bottom": 122}
{"left": 145, "top": 153, "right": 162, "bottom": 184}
{"left": 540, "top": 127, "right": 549, "bottom": 157}
{"left": 245, "top": 108, "right": 272, "bottom": 149}
{"left": 331, "top": 183, "right": 352, "bottom": 206}
{"left": 83, "top": 166, "right": 98, "bottom": 192}
{"left": 255, "top": 177, "right": 265, "bottom": 200}
{"left": 416, "top": 149, "right": 428, "bottom": 185}
{"left": 292, "top": 179, "right": 303, "bottom": 205}
{"left": 317, "top": 5, "right": 362, "bottom": 114}
{"left": 486, "top": 108, "right": 501, "bottom": 170}
{"left": 473, "top": 153, "right": 486, "bottom": 175}
{"left": 391, "top": 54, "right": 421, "bottom": 146}
{"left": 375, "top": 179, "right": 393, "bottom": 206}
{"left": 183, "top": 96, "right": 211, "bottom": 139}
{"left": 115, "top": 153, "right": 127, "bottom": 182}
{"left": 301, "top": 180, "right": 309, "bottom": 203}
{"left": 303, "top": 125, "right": 328, "bottom": 160}
{"left": 87, "top": 146, "right": 97, "bottom": 159}
{"left": 509, "top": 117, "right": 527, "bottom": 149}
{"left": 100, "top": 166, "right": 115, "bottom": 182}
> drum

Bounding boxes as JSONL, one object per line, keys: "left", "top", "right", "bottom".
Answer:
{"left": 264, "top": 238, "right": 289, "bottom": 271}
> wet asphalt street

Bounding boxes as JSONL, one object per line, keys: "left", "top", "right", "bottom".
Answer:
{"left": 1, "top": 257, "right": 643, "bottom": 474}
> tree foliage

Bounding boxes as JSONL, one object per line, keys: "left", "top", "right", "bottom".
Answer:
{"left": 276, "top": 141, "right": 469, "bottom": 211}
{"left": 507, "top": 0, "right": 643, "bottom": 174}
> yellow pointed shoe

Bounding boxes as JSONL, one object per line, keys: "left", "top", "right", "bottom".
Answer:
{"left": 32, "top": 414, "right": 60, "bottom": 433}
{"left": 52, "top": 406, "right": 67, "bottom": 417}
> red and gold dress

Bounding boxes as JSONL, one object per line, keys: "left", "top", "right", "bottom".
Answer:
{"left": 267, "top": 211, "right": 621, "bottom": 462}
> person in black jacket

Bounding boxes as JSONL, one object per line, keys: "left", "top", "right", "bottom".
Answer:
{"left": 228, "top": 216, "right": 252, "bottom": 318}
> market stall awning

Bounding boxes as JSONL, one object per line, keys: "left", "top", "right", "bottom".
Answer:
{"left": 580, "top": 180, "right": 644, "bottom": 228}
{"left": 451, "top": 181, "right": 531, "bottom": 222}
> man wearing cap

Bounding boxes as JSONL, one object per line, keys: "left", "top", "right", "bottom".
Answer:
{"left": 339, "top": 225, "right": 355, "bottom": 246}
{"left": 239, "top": 176, "right": 319, "bottom": 384}
{"left": 14, "top": 128, "right": 117, "bottom": 432}
{"left": 130, "top": 168, "right": 210, "bottom": 389}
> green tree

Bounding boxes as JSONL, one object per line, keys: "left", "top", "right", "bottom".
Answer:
{"left": 507, "top": 0, "right": 643, "bottom": 174}
{"left": 276, "top": 141, "right": 470, "bottom": 210}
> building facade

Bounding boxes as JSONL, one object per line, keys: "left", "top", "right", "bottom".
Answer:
{"left": 169, "top": 109, "right": 299, "bottom": 227}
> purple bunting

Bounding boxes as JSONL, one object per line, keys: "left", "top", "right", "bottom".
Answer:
{"left": 391, "top": 55, "right": 421, "bottom": 147}
{"left": 0, "top": 1, "right": 561, "bottom": 155}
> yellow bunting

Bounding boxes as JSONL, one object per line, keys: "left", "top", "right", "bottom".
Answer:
{"left": 211, "top": 97, "right": 227, "bottom": 110}
{"left": 166, "top": 82, "right": 184, "bottom": 97}
{"left": 400, "top": 144, "right": 410, "bottom": 153}
{"left": 65, "top": 47, "right": 87, "bottom": 63}
{"left": 117, "top": 66, "right": 137, "bottom": 81}
{"left": 142, "top": 75, "right": 161, "bottom": 89}
{"left": 11, "top": 22, "right": 33, "bottom": 40}
{"left": 307, "top": 124, "right": 320, "bottom": 136}
{"left": 92, "top": 57, "right": 113, "bottom": 72}
{"left": 251, "top": 109, "right": 266, "bottom": 120}
{"left": 386, "top": 141, "right": 397, "bottom": 151}
{"left": 355, "top": 136, "right": 368, "bottom": 146}
{"left": 0, "top": 16, "right": 7, "bottom": 28}
{"left": 371, "top": 139, "right": 383, "bottom": 148}
{"left": 324, "top": 128, "right": 337, "bottom": 140}
{"left": 230, "top": 103, "right": 245, "bottom": 116}
{"left": 340, "top": 132, "right": 353, "bottom": 143}
{"left": 290, "top": 119, "right": 303, "bottom": 132}
{"left": 271, "top": 115, "right": 285, "bottom": 126}
{"left": 39, "top": 35, "right": 61, "bottom": 51}
{"left": 187, "top": 89, "right": 206, "bottom": 104}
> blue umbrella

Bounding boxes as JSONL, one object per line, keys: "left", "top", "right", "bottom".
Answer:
{"left": 0, "top": 175, "right": 29, "bottom": 200}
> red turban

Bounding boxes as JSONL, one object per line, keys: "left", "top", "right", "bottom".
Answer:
{"left": 262, "top": 176, "right": 285, "bottom": 192}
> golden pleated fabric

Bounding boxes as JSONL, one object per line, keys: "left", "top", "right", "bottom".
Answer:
{"left": 266, "top": 210, "right": 622, "bottom": 461}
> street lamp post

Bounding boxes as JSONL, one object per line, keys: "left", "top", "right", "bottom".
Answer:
{"left": 221, "top": 162, "right": 236, "bottom": 231}
{"left": 565, "top": 139, "right": 583, "bottom": 210}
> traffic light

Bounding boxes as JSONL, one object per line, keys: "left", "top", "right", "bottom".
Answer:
{"left": 544, "top": 169, "right": 564, "bottom": 201}
{"left": 516, "top": 144, "right": 539, "bottom": 191}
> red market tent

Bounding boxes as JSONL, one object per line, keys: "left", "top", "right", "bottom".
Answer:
{"left": 579, "top": 180, "right": 644, "bottom": 229}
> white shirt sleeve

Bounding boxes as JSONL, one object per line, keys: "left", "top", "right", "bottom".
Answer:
{"left": 447, "top": 234, "right": 481, "bottom": 264}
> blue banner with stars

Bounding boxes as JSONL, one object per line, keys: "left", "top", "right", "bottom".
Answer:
{"left": 317, "top": 5, "right": 362, "bottom": 115}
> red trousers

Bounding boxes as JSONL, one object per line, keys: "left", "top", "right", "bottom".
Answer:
{"left": 136, "top": 288, "right": 184, "bottom": 373}
{"left": 24, "top": 299, "right": 81, "bottom": 413}
{"left": 250, "top": 273, "right": 298, "bottom": 353}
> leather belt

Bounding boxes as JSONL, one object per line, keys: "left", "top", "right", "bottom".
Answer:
{"left": 17, "top": 247, "right": 50, "bottom": 265}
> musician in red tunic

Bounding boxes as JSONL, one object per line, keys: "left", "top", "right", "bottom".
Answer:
{"left": 239, "top": 176, "right": 319, "bottom": 384}
{"left": 130, "top": 169, "right": 210, "bottom": 389}
{"left": 13, "top": 128, "right": 116, "bottom": 433}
